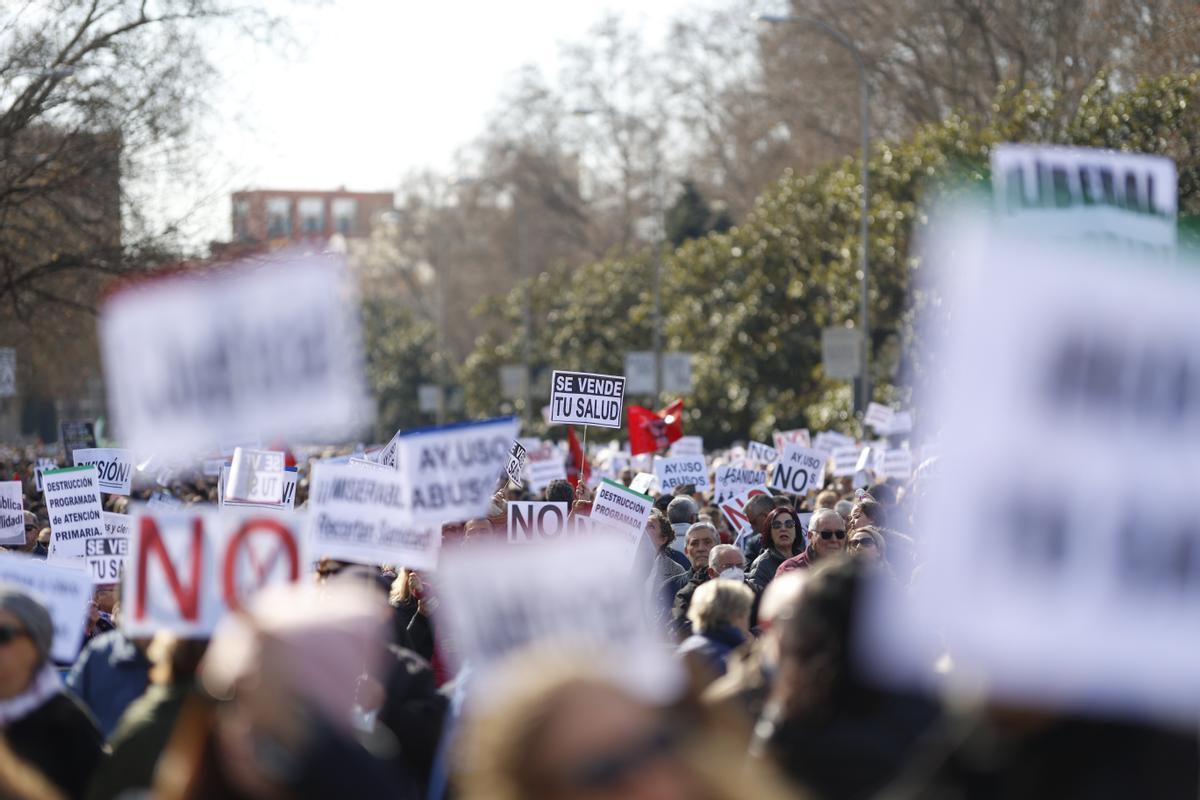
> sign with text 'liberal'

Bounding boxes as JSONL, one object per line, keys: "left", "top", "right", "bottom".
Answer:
{"left": 0, "top": 554, "right": 92, "bottom": 662}
{"left": 862, "top": 219, "right": 1200, "bottom": 724}
{"left": 72, "top": 448, "right": 134, "bottom": 496}
{"left": 769, "top": 445, "right": 827, "bottom": 495}
{"left": 43, "top": 465, "right": 103, "bottom": 560}
{"left": 307, "top": 462, "right": 440, "bottom": 568}
{"left": 123, "top": 510, "right": 306, "bottom": 637}
{"left": 550, "top": 370, "right": 625, "bottom": 428}
{"left": 653, "top": 456, "right": 708, "bottom": 491}
{"left": 589, "top": 478, "right": 654, "bottom": 560}
{"left": 394, "top": 416, "right": 520, "bottom": 527}
{"left": 0, "top": 481, "right": 23, "bottom": 545}
{"left": 99, "top": 251, "right": 372, "bottom": 459}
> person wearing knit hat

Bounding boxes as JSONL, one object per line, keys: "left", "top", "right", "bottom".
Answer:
{"left": 0, "top": 585, "right": 103, "bottom": 799}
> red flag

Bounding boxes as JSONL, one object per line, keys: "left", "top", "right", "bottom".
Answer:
{"left": 627, "top": 399, "right": 684, "bottom": 456}
{"left": 567, "top": 426, "right": 592, "bottom": 488}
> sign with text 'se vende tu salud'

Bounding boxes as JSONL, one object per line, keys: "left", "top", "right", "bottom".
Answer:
{"left": 549, "top": 370, "right": 625, "bottom": 428}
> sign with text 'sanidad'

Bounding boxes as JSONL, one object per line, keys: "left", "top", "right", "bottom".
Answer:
{"left": 549, "top": 370, "right": 626, "bottom": 429}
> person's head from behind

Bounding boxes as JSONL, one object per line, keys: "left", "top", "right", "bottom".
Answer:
{"left": 868, "top": 482, "right": 898, "bottom": 507}
{"left": 834, "top": 499, "right": 854, "bottom": 523}
{"left": 667, "top": 496, "right": 697, "bottom": 527}
{"left": 706, "top": 544, "right": 745, "bottom": 581}
{"left": 546, "top": 479, "right": 575, "bottom": 505}
{"left": 683, "top": 522, "right": 718, "bottom": 569}
{"left": 807, "top": 508, "right": 846, "bottom": 559}
{"left": 0, "top": 587, "right": 53, "bottom": 700}
{"left": 619, "top": 467, "right": 635, "bottom": 487}
{"left": 756, "top": 571, "right": 807, "bottom": 668}
{"left": 814, "top": 490, "right": 839, "bottom": 510}
{"left": 743, "top": 494, "right": 776, "bottom": 535}
{"left": 687, "top": 579, "right": 754, "bottom": 637}
{"left": 653, "top": 493, "right": 673, "bottom": 514}
{"left": 763, "top": 507, "right": 801, "bottom": 556}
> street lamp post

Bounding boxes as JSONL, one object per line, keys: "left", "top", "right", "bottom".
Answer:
{"left": 755, "top": 13, "right": 872, "bottom": 414}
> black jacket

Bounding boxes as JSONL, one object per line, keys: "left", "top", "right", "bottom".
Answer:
{"left": 8, "top": 691, "right": 105, "bottom": 799}
{"left": 667, "top": 567, "right": 711, "bottom": 640}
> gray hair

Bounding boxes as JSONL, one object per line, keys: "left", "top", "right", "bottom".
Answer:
{"left": 808, "top": 507, "right": 843, "bottom": 533}
{"left": 834, "top": 499, "right": 854, "bottom": 520}
{"left": 707, "top": 543, "right": 743, "bottom": 569}
{"left": 687, "top": 579, "right": 754, "bottom": 633}
{"left": 667, "top": 495, "right": 698, "bottom": 525}
{"left": 685, "top": 521, "right": 718, "bottom": 545}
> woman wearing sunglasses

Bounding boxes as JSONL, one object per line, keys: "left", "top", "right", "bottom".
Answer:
{"left": 747, "top": 507, "right": 805, "bottom": 592}
{"left": 776, "top": 508, "right": 847, "bottom": 576}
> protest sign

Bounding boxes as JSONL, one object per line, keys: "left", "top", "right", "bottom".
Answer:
{"left": 831, "top": 446, "right": 860, "bottom": 477}
{"left": 0, "top": 554, "right": 92, "bottom": 662}
{"left": 348, "top": 456, "right": 392, "bottom": 472}
{"left": 773, "top": 429, "right": 811, "bottom": 451}
{"left": 813, "top": 431, "right": 856, "bottom": 455}
{"left": 34, "top": 458, "right": 57, "bottom": 493}
{"left": 862, "top": 216, "right": 1200, "bottom": 723}
{"left": 506, "top": 502, "right": 574, "bottom": 544}
{"left": 147, "top": 491, "right": 184, "bottom": 510}
{"left": 86, "top": 534, "right": 129, "bottom": 584}
{"left": 60, "top": 420, "right": 96, "bottom": 465}
{"left": 308, "top": 462, "right": 440, "bottom": 569}
{"left": 881, "top": 411, "right": 913, "bottom": 436}
{"left": 747, "top": 440, "right": 778, "bottom": 465}
{"left": 99, "top": 251, "right": 372, "bottom": 459}
{"left": 226, "top": 448, "right": 285, "bottom": 504}
{"left": 991, "top": 144, "right": 1177, "bottom": 250}
{"left": 863, "top": 403, "right": 894, "bottom": 433}
{"left": 525, "top": 443, "right": 566, "bottom": 492}
{"left": 718, "top": 485, "right": 771, "bottom": 544}
{"left": 653, "top": 456, "right": 708, "bottom": 492}
{"left": 218, "top": 466, "right": 297, "bottom": 512}
{"left": 769, "top": 445, "right": 827, "bottom": 495}
{"left": 393, "top": 416, "right": 520, "bottom": 527}
{"left": 43, "top": 465, "right": 103, "bottom": 559}
{"left": 71, "top": 448, "right": 134, "bottom": 496}
{"left": 628, "top": 472, "right": 656, "bottom": 495}
{"left": 549, "top": 370, "right": 625, "bottom": 428}
{"left": 668, "top": 436, "right": 704, "bottom": 457}
{"left": 589, "top": 478, "right": 655, "bottom": 561}
{"left": 436, "top": 538, "right": 681, "bottom": 709}
{"left": 0, "top": 481, "right": 23, "bottom": 545}
{"left": 877, "top": 449, "right": 914, "bottom": 481}
{"left": 713, "top": 465, "right": 767, "bottom": 503}
{"left": 123, "top": 510, "right": 306, "bottom": 637}
{"left": 104, "top": 511, "right": 131, "bottom": 539}
{"left": 504, "top": 441, "right": 527, "bottom": 486}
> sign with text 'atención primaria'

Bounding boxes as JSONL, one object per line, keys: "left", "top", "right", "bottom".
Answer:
{"left": 549, "top": 370, "right": 625, "bottom": 429}
{"left": 99, "top": 250, "right": 373, "bottom": 459}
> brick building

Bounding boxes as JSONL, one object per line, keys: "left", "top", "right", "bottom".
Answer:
{"left": 230, "top": 188, "right": 395, "bottom": 244}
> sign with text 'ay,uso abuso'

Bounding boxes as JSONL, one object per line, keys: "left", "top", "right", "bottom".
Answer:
{"left": 550, "top": 371, "right": 625, "bottom": 429}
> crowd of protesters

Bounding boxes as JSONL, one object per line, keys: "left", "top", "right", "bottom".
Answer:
{"left": 0, "top": 436, "right": 1198, "bottom": 800}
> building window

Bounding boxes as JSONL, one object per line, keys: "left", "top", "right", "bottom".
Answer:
{"left": 332, "top": 198, "right": 357, "bottom": 236}
{"left": 266, "top": 197, "right": 291, "bottom": 237}
{"left": 299, "top": 197, "right": 324, "bottom": 235}
{"left": 233, "top": 198, "right": 251, "bottom": 240}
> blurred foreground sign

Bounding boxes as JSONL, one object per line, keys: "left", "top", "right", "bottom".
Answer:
{"left": 123, "top": 510, "right": 305, "bottom": 636}
{"left": 99, "top": 252, "right": 372, "bottom": 459}
{"left": 863, "top": 211, "right": 1200, "bottom": 722}
{"left": 0, "top": 555, "right": 91, "bottom": 662}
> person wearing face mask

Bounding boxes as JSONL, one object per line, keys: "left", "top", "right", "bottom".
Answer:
{"left": 676, "top": 579, "right": 756, "bottom": 679}
{"left": 747, "top": 507, "right": 804, "bottom": 592}
{"left": 706, "top": 544, "right": 747, "bottom": 585}
{"left": 777, "top": 509, "right": 846, "bottom": 575}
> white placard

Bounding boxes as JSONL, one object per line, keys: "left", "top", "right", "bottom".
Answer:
{"left": 549, "top": 370, "right": 626, "bottom": 429}
{"left": 436, "top": 538, "right": 681, "bottom": 709}
{"left": 768, "top": 445, "right": 827, "bottom": 495}
{"left": 713, "top": 465, "right": 767, "bottom": 504}
{"left": 588, "top": 478, "right": 654, "bottom": 561}
{"left": 813, "top": 431, "right": 856, "bottom": 455}
{"left": 219, "top": 466, "right": 297, "bottom": 512}
{"left": 99, "top": 251, "right": 372, "bottom": 459}
{"left": 85, "top": 533, "right": 129, "bottom": 584}
{"left": 123, "top": 510, "right": 306, "bottom": 636}
{"left": 43, "top": 465, "right": 103, "bottom": 559}
{"left": 628, "top": 472, "right": 656, "bottom": 495}
{"left": 878, "top": 449, "right": 914, "bottom": 481}
{"left": 226, "top": 448, "right": 285, "bottom": 504}
{"left": 525, "top": 444, "right": 566, "bottom": 492}
{"left": 718, "top": 485, "right": 772, "bottom": 544}
{"left": 34, "top": 458, "right": 57, "bottom": 493}
{"left": 882, "top": 411, "right": 913, "bottom": 436}
{"left": 746, "top": 440, "right": 778, "bottom": 465}
{"left": 504, "top": 441, "right": 527, "bottom": 486}
{"left": 863, "top": 403, "right": 894, "bottom": 432}
{"left": 71, "top": 448, "right": 134, "bottom": 496}
{"left": 394, "top": 416, "right": 520, "bottom": 527}
{"left": 103, "top": 511, "right": 131, "bottom": 539}
{"left": 772, "top": 429, "right": 811, "bottom": 451}
{"left": 348, "top": 456, "right": 392, "bottom": 472}
{"left": 831, "top": 446, "right": 861, "bottom": 477}
{"left": 652, "top": 456, "right": 708, "bottom": 491}
{"left": 0, "top": 481, "right": 24, "bottom": 545}
{"left": 506, "top": 502, "right": 573, "bottom": 544}
{"left": 668, "top": 436, "right": 704, "bottom": 457}
{"left": 0, "top": 554, "right": 92, "bottom": 662}
{"left": 308, "top": 462, "right": 440, "bottom": 568}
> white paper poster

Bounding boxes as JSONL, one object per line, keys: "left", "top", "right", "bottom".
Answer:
{"left": 0, "top": 481, "right": 24, "bottom": 545}
{"left": 85, "top": 534, "right": 129, "bottom": 584}
{"left": 504, "top": 441, "right": 528, "bottom": 486}
{"left": 668, "top": 436, "right": 704, "bottom": 457}
{"left": 652, "top": 456, "right": 708, "bottom": 492}
{"left": 713, "top": 465, "right": 767, "bottom": 504}
{"left": 226, "top": 448, "right": 285, "bottom": 504}
{"left": 0, "top": 554, "right": 92, "bottom": 662}
{"left": 746, "top": 440, "right": 778, "bottom": 465}
{"left": 42, "top": 465, "right": 104, "bottom": 559}
{"left": 549, "top": 370, "right": 626, "bottom": 429}
{"left": 768, "top": 445, "right": 827, "bottom": 495}
{"left": 71, "top": 448, "right": 134, "bottom": 496}
{"left": 588, "top": 478, "right": 654, "bottom": 560}
{"left": 506, "top": 502, "right": 573, "bottom": 544}
{"left": 219, "top": 466, "right": 297, "bottom": 512}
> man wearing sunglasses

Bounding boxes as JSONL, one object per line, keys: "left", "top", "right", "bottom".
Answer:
{"left": 776, "top": 508, "right": 846, "bottom": 574}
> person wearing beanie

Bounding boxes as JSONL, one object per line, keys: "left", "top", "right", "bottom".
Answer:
{"left": 0, "top": 585, "right": 104, "bottom": 799}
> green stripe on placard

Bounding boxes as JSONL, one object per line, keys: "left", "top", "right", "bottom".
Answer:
{"left": 42, "top": 465, "right": 93, "bottom": 477}
{"left": 600, "top": 476, "right": 651, "bottom": 501}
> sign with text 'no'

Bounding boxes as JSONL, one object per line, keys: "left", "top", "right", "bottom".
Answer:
{"left": 99, "top": 251, "right": 373, "bottom": 459}
{"left": 123, "top": 510, "right": 306, "bottom": 637}
{"left": 550, "top": 370, "right": 625, "bottom": 429}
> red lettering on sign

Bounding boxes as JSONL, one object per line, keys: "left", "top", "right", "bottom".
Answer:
{"left": 134, "top": 516, "right": 203, "bottom": 623}
{"left": 221, "top": 517, "right": 300, "bottom": 612}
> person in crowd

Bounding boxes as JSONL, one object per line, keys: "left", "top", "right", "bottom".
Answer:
{"left": 777, "top": 509, "right": 846, "bottom": 574}
{"left": 618, "top": 467, "right": 635, "bottom": 486}
{"left": 454, "top": 652, "right": 795, "bottom": 800}
{"left": 86, "top": 634, "right": 209, "bottom": 800}
{"left": 67, "top": 626, "right": 151, "bottom": 737}
{"left": 0, "top": 587, "right": 104, "bottom": 799}
{"left": 815, "top": 489, "right": 839, "bottom": 510}
{"left": 666, "top": 496, "right": 698, "bottom": 551}
{"left": 750, "top": 558, "right": 939, "bottom": 799}
{"left": 653, "top": 493, "right": 673, "bottom": 514}
{"left": 848, "top": 526, "right": 886, "bottom": 563}
{"left": 748, "top": 507, "right": 804, "bottom": 591}
{"left": 7, "top": 511, "right": 40, "bottom": 555}
{"left": 706, "top": 544, "right": 746, "bottom": 584}
{"left": 390, "top": 569, "right": 442, "bottom": 679}
{"left": 463, "top": 518, "right": 493, "bottom": 542}
{"left": 849, "top": 498, "right": 886, "bottom": 532}
{"left": 649, "top": 508, "right": 690, "bottom": 573}
{"left": 677, "top": 579, "right": 755, "bottom": 678}
{"left": 545, "top": 479, "right": 574, "bottom": 505}
{"left": 665, "top": 522, "right": 720, "bottom": 639}
{"left": 738, "top": 493, "right": 778, "bottom": 561}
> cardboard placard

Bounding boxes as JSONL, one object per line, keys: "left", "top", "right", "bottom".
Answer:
{"left": 218, "top": 466, "right": 297, "bottom": 512}
{"left": 506, "top": 502, "right": 573, "bottom": 544}
{"left": 71, "top": 448, "right": 134, "bottom": 496}
{"left": 769, "top": 445, "right": 827, "bottom": 495}
{"left": 0, "top": 481, "right": 24, "bottom": 545}
{"left": 652, "top": 456, "right": 708, "bottom": 492}
{"left": 717, "top": 485, "right": 771, "bottom": 545}
{"left": 0, "top": 554, "right": 92, "bottom": 662}
{"left": 588, "top": 478, "right": 654, "bottom": 561}
{"left": 504, "top": 441, "right": 528, "bottom": 486}
{"left": 549, "top": 370, "right": 626, "bottom": 429}
{"left": 226, "top": 448, "right": 285, "bottom": 504}
{"left": 85, "top": 534, "right": 129, "bottom": 584}
{"left": 713, "top": 465, "right": 767, "bottom": 504}
{"left": 772, "top": 429, "right": 811, "bottom": 452}
{"left": 42, "top": 465, "right": 104, "bottom": 559}
{"left": 747, "top": 440, "right": 778, "bottom": 465}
